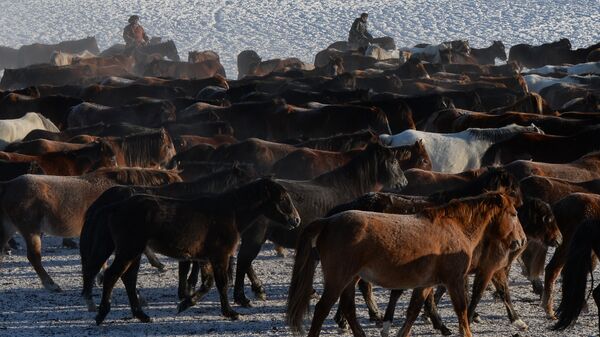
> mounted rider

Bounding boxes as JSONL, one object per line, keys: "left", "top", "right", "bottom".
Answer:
{"left": 348, "top": 13, "right": 373, "bottom": 49}
{"left": 123, "top": 15, "right": 149, "bottom": 48}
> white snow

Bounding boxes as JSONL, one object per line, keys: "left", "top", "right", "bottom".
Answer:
{"left": 0, "top": 0, "right": 598, "bottom": 77}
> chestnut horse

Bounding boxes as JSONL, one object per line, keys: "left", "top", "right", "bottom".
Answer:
{"left": 286, "top": 192, "right": 525, "bottom": 337}
{"left": 82, "top": 178, "right": 301, "bottom": 325}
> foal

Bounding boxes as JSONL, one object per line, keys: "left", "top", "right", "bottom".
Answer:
{"left": 81, "top": 178, "right": 301, "bottom": 325}
{"left": 287, "top": 192, "right": 525, "bottom": 337}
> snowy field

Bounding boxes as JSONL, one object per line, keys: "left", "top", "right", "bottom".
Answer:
{"left": 0, "top": 0, "right": 598, "bottom": 77}
{"left": 1, "top": 1, "right": 600, "bottom": 336}
{"left": 1, "top": 237, "right": 600, "bottom": 337}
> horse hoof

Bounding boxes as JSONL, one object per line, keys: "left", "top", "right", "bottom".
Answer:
{"left": 177, "top": 298, "right": 196, "bottom": 314}
{"left": 226, "top": 311, "right": 240, "bottom": 320}
{"left": 44, "top": 283, "right": 62, "bottom": 293}
{"left": 513, "top": 319, "right": 528, "bottom": 331}
{"left": 472, "top": 312, "right": 482, "bottom": 323}
{"left": 380, "top": 321, "right": 391, "bottom": 337}
{"left": 62, "top": 238, "right": 78, "bottom": 249}
{"left": 85, "top": 299, "right": 97, "bottom": 313}
{"left": 531, "top": 280, "right": 544, "bottom": 296}
{"left": 95, "top": 310, "right": 109, "bottom": 326}
{"left": 133, "top": 310, "right": 152, "bottom": 323}
{"left": 440, "top": 326, "right": 452, "bottom": 336}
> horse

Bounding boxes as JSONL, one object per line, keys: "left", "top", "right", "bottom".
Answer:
{"left": 503, "top": 151, "right": 600, "bottom": 182}
{"left": 81, "top": 178, "right": 301, "bottom": 325}
{"left": 104, "top": 129, "right": 177, "bottom": 169}
{"left": 292, "top": 130, "right": 379, "bottom": 152}
{"left": 0, "top": 159, "right": 45, "bottom": 181}
{"left": 489, "top": 93, "right": 549, "bottom": 115}
{"left": 80, "top": 165, "right": 258, "bottom": 311}
{"left": 237, "top": 50, "right": 308, "bottom": 79}
{"left": 481, "top": 127, "right": 600, "bottom": 166}
{"left": 0, "top": 168, "right": 181, "bottom": 291}
{"left": 470, "top": 41, "right": 507, "bottom": 65}
{"left": 0, "top": 139, "right": 116, "bottom": 176}
{"left": 272, "top": 140, "right": 430, "bottom": 180}
{"left": 380, "top": 124, "right": 543, "bottom": 173}
{"left": 0, "top": 112, "right": 60, "bottom": 150}
{"left": 188, "top": 50, "right": 220, "bottom": 63}
{"left": 50, "top": 50, "right": 96, "bottom": 66}
{"left": 142, "top": 59, "right": 226, "bottom": 80}
{"left": 553, "top": 218, "right": 600, "bottom": 334}
{"left": 0, "top": 93, "right": 84, "bottom": 130}
{"left": 508, "top": 38, "right": 572, "bottom": 68}
{"left": 67, "top": 100, "right": 176, "bottom": 128}
{"left": 541, "top": 193, "right": 600, "bottom": 319}
{"left": 286, "top": 191, "right": 525, "bottom": 337}
{"left": 325, "top": 37, "right": 396, "bottom": 53}
{"left": 17, "top": 36, "right": 100, "bottom": 67}
{"left": 208, "top": 138, "right": 299, "bottom": 174}
{"left": 232, "top": 142, "right": 408, "bottom": 307}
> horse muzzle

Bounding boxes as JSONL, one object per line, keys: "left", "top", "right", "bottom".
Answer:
{"left": 510, "top": 238, "right": 527, "bottom": 251}
{"left": 287, "top": 215, "right": 301, "bottom": 229}
{"left": 547, "top": 234, "right": 563, "bottom": 248}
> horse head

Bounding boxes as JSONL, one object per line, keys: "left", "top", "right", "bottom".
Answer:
{"left": 518, "top": 197, "right": 562, "bottom": 247}
{"left": 255, "top": 178, "right": 301, "bottom": 229}
{"left": 370, "top": 142, "right": 408, "bottom": 191}
{"left": 493, "top": 40, "right": 507, "bottom": 61}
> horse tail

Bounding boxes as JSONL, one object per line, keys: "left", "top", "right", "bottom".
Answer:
{"left": 553, "top": 219, "right": 600, "bottom": 330}
{"left": 286, "top": 218, "right": 327, "bottom": 334}
{"left": 80, "top": 201, "right": 116, "bottom": 300}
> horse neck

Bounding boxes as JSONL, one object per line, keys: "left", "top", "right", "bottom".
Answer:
{"left": 222, "top": 182, "right": 273, "bottom": 233}
{"left": 313, "top": 149, "right": 382, "bottom": 196}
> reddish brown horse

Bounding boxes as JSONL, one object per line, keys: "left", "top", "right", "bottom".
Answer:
{"left": 287, "top": 192, "right": 525, "bottom": 337}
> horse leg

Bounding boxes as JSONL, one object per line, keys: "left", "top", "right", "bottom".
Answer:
{"left": 211, "top": 254, "right": 239, "bottom": 320}
{"left": 121, "top": 256, "right": 151, "bottom": 323}
{"left": 446, "top": 278, "right": 472, "bottom": 337}
{"left": 358, "top": 279, "right": 382, "bottom": 323}
{"left": 246, "top": 263, "right": 266, "bottom": 301}
{"left": 397, "top": 287, "right": 433, "bottom": 337}
{"left": 228, "top": 255, "right": 235, "bottom": 287}
{"left": 62, "top": 238, "right": 78, "bottom": 249}
{"left": 96, "top": 253, "right": 137, "bottom": 325}
{"left": 82, "top": 246, "right": 116, "bottom": 312}
{"left": 424, "top": 290, "right": 452, "bottom": 335}
{"left": 593, "top": 284, "right": 600, "bottom": 336}
{"left": 178, "top": 261, "right": 192, "bottom": 299}
{"left": 381, "top": 289, "right": 403, "bottom": 337}
{"left": 339, "top": 278, "right": 366, "bottom": 337}
{"left": 491, "top": 269, "right": 527, "bottom": 331}
{"left": 542, "top": 247, "right": 566, "bottom": 319}
{"left": 144, "top": 247, "right": 165, "bottom": 272}
{"left": 24, "top": 233, "right": 61, "bottom": 292}
{"left": 467, "top": 270, "right": 494, "bottom": 324}
{"left": 234, "top": 225, "right": 268, "bottom": 307}
{"left": 307, "top": 286, "right": 343, "bottom": 337}
{"left": 520, "top": 241, "right": 546, "bottom": 296}
{"left": 177, "top": 263, "right": 214, "bottom": 314}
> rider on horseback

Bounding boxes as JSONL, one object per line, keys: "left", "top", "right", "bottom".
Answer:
{"left": 348, "top": 13, "right": 373, "bottom": 50}
{"left": 123, "top": 15, "right": 149, "bottom": 47}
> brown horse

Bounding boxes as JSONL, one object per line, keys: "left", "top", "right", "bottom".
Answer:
{"left": 286, "top": 192, "right": 525, "bottom": 337}
{"left": 82, "top": 178, "right": 301, "bottom": 325}
{"left": 0, "top": 139, "right": 116, "bottom": 175}
{"left": 209, "top": 138, "right": 299, "bottom": 174}
{"left": 553, "top": 218, "right": 600, "bottom": 334}
{"left": 0, "top": 168, "right": 181, "bottom": 291}
{"left": 104, "top": 129, "right": 177, "bottom": 168}
{"left": 237, "top": 50, "right": 308, "bottom": 79}
{"left": 503, "top": 151, "right": 600, "bottom": 181}
{"left": 272, "top": 140, "right": 430, "bottom": 180}
{"left": 542, "top": 193, "right": 600, "bottom": 319}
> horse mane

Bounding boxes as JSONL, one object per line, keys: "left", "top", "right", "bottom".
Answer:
{"left": 118, "top": 129, "right": 173, "bottom": 167}
{"left": 34, "top": 113, "right": 60, "bottom": 132}
{"left": 464, "top": 123, "right": 537, "bottom": 142}
{"left": 420, "top": 192, "right": 509, "bottom": 236}
{"left": 85, "top": 167, "right": 181, "bottom": 185}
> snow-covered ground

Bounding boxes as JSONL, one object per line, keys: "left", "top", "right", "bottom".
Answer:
{"left": 1, "top": 237, "right": 599, "bottom": 337}
{"left": 0, "top": 0, "right": 598, "bottom": 77}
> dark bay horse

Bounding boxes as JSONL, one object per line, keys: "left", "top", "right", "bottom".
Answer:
{"left": 286, "top": 192, "right": 525, "bottom": 337}
{"left": 0, "top": 168, "right": 181, "bottom": 291}
{"left": 81, "top": 178, "right": 301, "bottom": 325}
{"left": 553, "top": 218, "right": 600, "bottom": 335}
{"left": 232, "top": 143, "right": 408, "bottom": 306}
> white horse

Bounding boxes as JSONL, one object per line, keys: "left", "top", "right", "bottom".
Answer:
{"left": 524, "top": 74, "right": 599, "bottom": 93}
{"left": 380, "top": 124, "right": 543, "bottom": 173}
{"left": 0, "top": 112, "right": 60, "bottom": 150}
{"left": 50, "top": 50, "right": 96, "bottom": 66}
{"left": 399, "top": 42, "right": 451, "bottom": 63}
{"left": 525, "top": 61, "right": 600, "bottom": 76}
{"left": 364, "top": 45, "right": 411, "bottom": 62}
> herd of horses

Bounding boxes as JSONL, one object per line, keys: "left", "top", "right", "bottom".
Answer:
{"left": 0, "top": 34, "right": 599, "bottom": 337}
